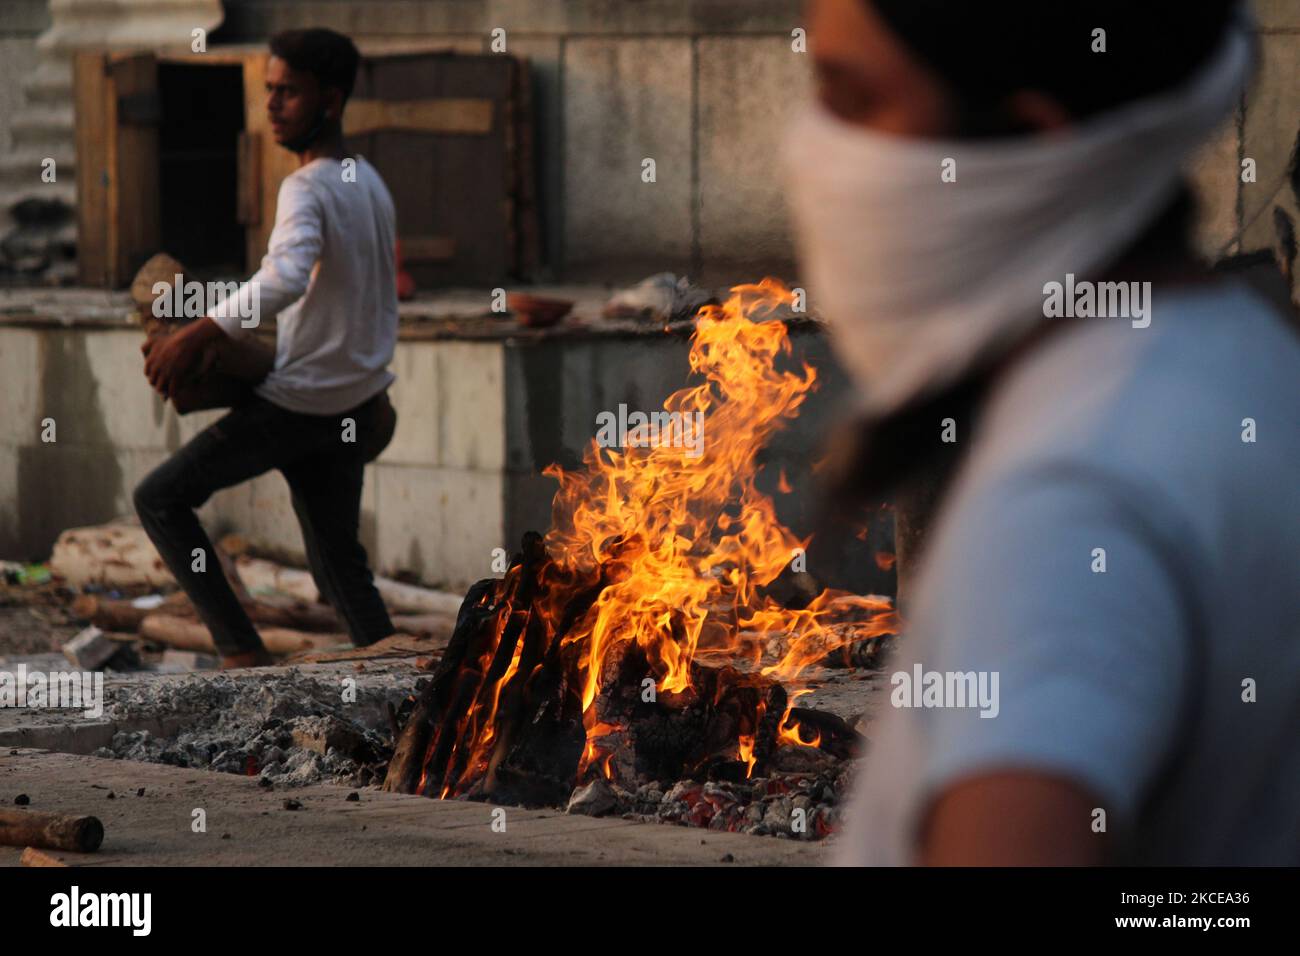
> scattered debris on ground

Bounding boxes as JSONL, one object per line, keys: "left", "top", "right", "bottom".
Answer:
{"left": 0, "top": 519, "right": 460, "bottom": 671}
{"left": 602, "top": 769, "right": 849, "bottom": 840}
{"left": 603, "top": 272, "right": 718, "bottom": 323}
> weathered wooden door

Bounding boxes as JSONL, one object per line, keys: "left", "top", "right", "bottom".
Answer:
{"left": 344, "top": 51, "right": 536, "bottom": 286}
{"left": 75, "top": 47, "right": 537, "bottom": 289}
{"left": 74, "top": 51, "right": 161, "bottom": 287}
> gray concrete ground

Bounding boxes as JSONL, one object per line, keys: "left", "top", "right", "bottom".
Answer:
{"left": 0, "top": 750, "right": 827, "bottom": 866}
{"left": 0, "top": 652, "right": 882, "bottom": 865}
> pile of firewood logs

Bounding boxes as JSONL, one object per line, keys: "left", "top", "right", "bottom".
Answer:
{"left": 47, "top": 520, "right": 459, "bottom": 659}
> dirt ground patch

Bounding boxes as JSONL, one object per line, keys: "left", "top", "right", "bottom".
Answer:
{"left": 0, "top": 587, "right": 85, "bottom": 657}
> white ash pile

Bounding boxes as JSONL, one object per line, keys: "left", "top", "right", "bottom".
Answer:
{"left": 95, "top": 669, "right": 410, "bottom": 788}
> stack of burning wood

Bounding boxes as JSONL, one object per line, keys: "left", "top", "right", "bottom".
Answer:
{"left": 383, "top": 533, "right": 868, "bottom": 812}
{"left": 380, "top": 282, "right": 900, "bottom": 838}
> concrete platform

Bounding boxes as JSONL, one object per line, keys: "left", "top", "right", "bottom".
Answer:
{"left": 0, "top": 653, "right": 883, "bottom": 755}
{"left": 0, "top": 750, "right": 827, "bottom": 866}
{"left": 0, "top": 657, "right": 423, "bottom": 754}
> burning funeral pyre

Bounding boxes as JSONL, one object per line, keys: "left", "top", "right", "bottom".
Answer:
{"left": 383, "top": 281, "right": 898, "bottom": 834}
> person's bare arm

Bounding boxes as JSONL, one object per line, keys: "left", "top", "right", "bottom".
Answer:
{"left": 918, "top": 771, "right": 1110, "bottom": 866}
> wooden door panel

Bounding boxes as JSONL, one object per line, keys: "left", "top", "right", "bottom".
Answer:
{"left": 74, "top": 51, "right": 161, "bottom": 287}
{"left": 347, "top": 52, "right": 524, "bottom": 286}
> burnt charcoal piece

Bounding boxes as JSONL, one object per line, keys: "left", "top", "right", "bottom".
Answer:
{"left": 821, "top": 633, "right": 897, "bottom": 669}
{"left": 786, "top": 707, "right": 861, "bottom": 760}
{"left": 752, "top": 682, "right": 787, "bottom": 776}
{"left": 381, "top": 576, "right": 500, "bottom": 794}
{"left": 631, "top": 706, "right": 710, "bottom": 781}
{"left": 491, "top": 719, "right": 588, "bottom": 807}
{"left": 705, "top": 759, "right": 751, "bottom": 784}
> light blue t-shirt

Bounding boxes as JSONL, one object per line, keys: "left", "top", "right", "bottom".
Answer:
{"left": 836, "top": 275, "right": 1300, "bottom": 865}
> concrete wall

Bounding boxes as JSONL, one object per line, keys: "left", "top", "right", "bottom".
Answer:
{"left": 205, "top": 0, "right": 1297, "bottom": 281}
{"left": 6, "top": 0, "right": 1296, "bottom": 281}
{"left": 0, "top": 320, "right": 891, "bottom": 596}
{"left": 0, "top": 325, "right": 211, "bottom": 561}
{"left": 7, "top": 0, "right": 1291, "bottom": 281}
{"left": 499, "top": 327, "right": 886, "bottom": 594}
{"left": 0, "top": 327, "right": 509, "bottom": 591}
{"left": 0, "top": 0, "right": 53, "bottom": 238}
{"left": 0, "top": 2, "right": 49, "bottom": 151}
{"left": 211, "top": 0, "right": 812, "bottom": 284}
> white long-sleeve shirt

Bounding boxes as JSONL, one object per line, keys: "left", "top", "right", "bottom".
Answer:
{"left": 835, "top": 277, "right": 1300, "bottom": 865}
{"left": 210, "top": 155, "right": 398, "bottom": 415}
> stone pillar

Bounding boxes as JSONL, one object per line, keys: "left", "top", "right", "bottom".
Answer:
{"left": 39, "top": 0, "right": 224, "bottom": 52}
{"left": 0, "top": 1, "right": 223, "bottom": 283}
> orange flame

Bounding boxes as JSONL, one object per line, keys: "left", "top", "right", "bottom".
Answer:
{"left": 428, "top": 280, "right": 896, "bottom": 796}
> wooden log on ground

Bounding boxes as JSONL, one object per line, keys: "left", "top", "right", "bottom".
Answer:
{"left": 62, "top": 626, "right": 119, "bottom": 670}
{"left": 72, "top": 592, "right": 189, "bottom": 632}
{"left": 372, "top": 577, "right": 464, "bottom": 617}
{"left": 382, "top": 688, "right": 437, "bottom": 795}
{"left": 50, "top": 522, "right": 460, "bottom": 617}
{"left": 390, "top": 612, "right": 457, "bottom": 638}
{"left": 241, "top": 595, "right": 341, "bottom": 632}
{"left": 752, "top": 683, "right": 788, "bottom": 776}
{"left": 425, "top": 541, "right": 546, "bottom": 797}
{"left": 49, "top": 522, "right": 175, "bottom": 589}
{"left": 214, "top": 539, "right": 253, "bottom": 605}
{"left": 286, "top": 632, "right": 447, "bottom": 665}
{"left": 138, "top": 614, "right": 347, "bottom": 656}
{"left": 20, "top": 846, "right": 69, "bottom": 867}
{"left": 218, "top": 532, "right": 304, "bottom": 570}
{"left": 235, "top": 556, "right": 464, "bottom": 616}
{"left": 786, "top": 706, "right": 861, "bottom": 760}
{"left": 75, "top": 592, "right": 342, "bottom": 634}
{"left": 0, "top": 810, "right": 103, "bottom": 852}
{"left": 232, "top": 558, "right": 318, "bottom": 602}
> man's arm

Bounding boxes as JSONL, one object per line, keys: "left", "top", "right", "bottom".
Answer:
{"left": 142, "top": 316, "right": 224, "bottom": 399}
{"left": 209, "top": 174, "right": 324, "bottom": 340}
{"left": 835, "top": 466, "right": 1195, "bottom": 867}
{"left": 143, "top": 175, "right": 323, "bottom": 397}
{"left": 919, "top": 771, "right": 1109, "bottom": 866}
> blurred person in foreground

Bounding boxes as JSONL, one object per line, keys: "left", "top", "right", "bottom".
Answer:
{"left": 783, "top": 1, "right": 1299, "bottom": 865}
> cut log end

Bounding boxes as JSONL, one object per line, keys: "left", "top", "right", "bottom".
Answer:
{"left": 0, "top": 810, "right": 104, "bottom": 853}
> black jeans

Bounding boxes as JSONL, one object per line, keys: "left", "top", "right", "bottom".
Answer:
{"left": 133, "top": 392, "right": 396, "bottom": 656}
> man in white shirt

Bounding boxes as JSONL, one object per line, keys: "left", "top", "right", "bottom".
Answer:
{"left": 136, "top": 29, "right": 400, "bottom": 668}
